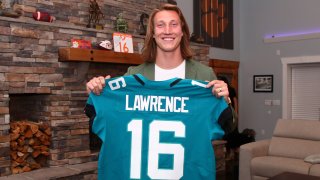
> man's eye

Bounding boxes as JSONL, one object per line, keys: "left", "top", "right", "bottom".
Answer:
{"left": 157, "top": 24, "right": 164, "bottom": 28}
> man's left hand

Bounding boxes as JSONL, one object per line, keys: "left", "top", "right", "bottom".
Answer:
{"left": 206, "top": 80, "right": 229, "bottom": 98}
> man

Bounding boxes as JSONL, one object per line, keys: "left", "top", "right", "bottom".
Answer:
{"left": 85, "top": 3, "right": 234, "bottom": 179}
{"left": 86, "top": 2, "right": 234, "bottom": 141}
{"left": 86, "top": 4, "right": 229, "bottom": 100}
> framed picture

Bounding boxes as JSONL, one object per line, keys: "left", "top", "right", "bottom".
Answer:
{"left": 253, "top": 75, "right": 273, "bottom": 92}
{"left": 193, "top": 0, "right": 234, "bottom": 49}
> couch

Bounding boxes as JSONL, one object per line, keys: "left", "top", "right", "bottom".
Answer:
{"left": 239, "top": 119, "right": 320, "bottom": 180}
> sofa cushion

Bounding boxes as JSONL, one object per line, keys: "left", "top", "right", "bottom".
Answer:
{"left": 269, "top": 137, "right": 320, "bottom": 159}
{"left": 251, "top": 156, "right": 311, "bottom": 178}
{"left": 269, "top": 119, "right": 320, "bottom": 159}
{"left": 273, "top": 119, "right": 320, "bottom": 140}
{"left": 309, "top": 164, "right": 320, "bottom": 177}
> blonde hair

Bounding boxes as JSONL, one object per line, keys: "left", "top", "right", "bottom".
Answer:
{"left": 142, "top": 4, "right": 193, "bottom": 62}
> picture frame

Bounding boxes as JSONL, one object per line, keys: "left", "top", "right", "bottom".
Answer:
{"left": 253, "top": 75, "right": 273, "bottom": 92}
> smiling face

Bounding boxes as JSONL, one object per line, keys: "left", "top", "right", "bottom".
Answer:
{"left": 153, "top": 10, "right": 183, "bottom": 54}
{"left": 142, "top": 4, "right": 193, "bottom": 62}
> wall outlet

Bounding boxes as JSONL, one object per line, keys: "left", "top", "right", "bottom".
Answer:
{"left": 273, "top": 100, "right": 281, "bottom": 106}
{"left": 265, "top": 100, "right": 272, "bottom": 106}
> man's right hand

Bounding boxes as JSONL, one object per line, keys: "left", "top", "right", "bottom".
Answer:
{"left": 86, "top": 75, "right": 111, "bottom": 95}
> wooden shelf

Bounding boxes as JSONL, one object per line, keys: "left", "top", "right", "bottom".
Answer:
{"left": 58, "top": 48, "right": 143, "bottom": 65}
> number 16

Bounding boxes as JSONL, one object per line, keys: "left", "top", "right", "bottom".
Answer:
{"left": 128, "top": 120, "right": 185, "bottom": 179}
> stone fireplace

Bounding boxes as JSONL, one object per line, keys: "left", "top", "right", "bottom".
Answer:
{"left": 0, "top": 0, "right": 210, "bottom": 178}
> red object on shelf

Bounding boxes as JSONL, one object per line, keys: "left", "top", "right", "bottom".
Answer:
{"left": 71, "top": 39, "right": 92, "bottom": 49}
{"left": 32, "top": 11, "right": 55, "bottom": 22}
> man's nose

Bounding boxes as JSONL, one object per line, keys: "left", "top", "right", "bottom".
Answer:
{"left": 164, "top": 25, "right": 171, "bottom": 34}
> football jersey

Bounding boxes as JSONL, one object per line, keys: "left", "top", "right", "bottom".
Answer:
{"left": 86, "top": 74, "right": 228, "bottom": 180}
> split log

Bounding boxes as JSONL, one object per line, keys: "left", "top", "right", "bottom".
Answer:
{"left": 24, "top": 128, "right": 33, "bottom": 138}
{"left": 10, "top": 141, "right": 18, "bottom": 151}
{"left": 29, "top": 123, "right": 39, "bottom": 134}
{"left": 17, "top": 137, "right": 25, "bottom": 146}
{"left": 11, "top": 167, "right": 23, "bottom": 174}
{"left": 10, "top": 132, "right": 20, "bottom": 141}
{"left": 10, "top": 151, "right": 18, "bottom": 160}
{"left": 32, "top": 150, "right": 41, "bottom": 158}
{"left": 22, "top": 165, "right": 31, "bottom": 172}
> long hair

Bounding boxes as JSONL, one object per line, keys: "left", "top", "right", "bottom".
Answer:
{"left": 142, "top": 4, "right": 193, "bottom": 62}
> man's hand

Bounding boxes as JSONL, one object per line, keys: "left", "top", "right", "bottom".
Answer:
{"left": 206, "top": 80, "right": 229, "bottom": 99}
{"left": 86, "top": 75, "right": 111, "bottom": 95}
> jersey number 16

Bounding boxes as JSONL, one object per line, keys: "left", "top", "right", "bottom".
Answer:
{"left": 128, "top": 120, "right": 185, "bottom": 179}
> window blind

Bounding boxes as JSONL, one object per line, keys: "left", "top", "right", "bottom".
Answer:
{"left": 291, "top": 64, "right": 320, "bottom": 120}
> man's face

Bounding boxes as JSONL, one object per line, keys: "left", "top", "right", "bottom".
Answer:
{"left": 153, "top": 10, "right": 183, "bottom": 53}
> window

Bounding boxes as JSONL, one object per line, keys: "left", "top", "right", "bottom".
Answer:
{"left": 282, "top": 56, "right": 320, "bottom": 121}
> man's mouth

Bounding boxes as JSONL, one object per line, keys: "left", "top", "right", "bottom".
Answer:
{"left": 162, "top": 37, "right": 175, "bottom": 41}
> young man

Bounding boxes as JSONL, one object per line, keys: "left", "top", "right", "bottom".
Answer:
{"left": 85, "top": 4, "right": 235, "bottom": 179}
{"left": 86, "top": 4, "right": 229, "bottom": 99}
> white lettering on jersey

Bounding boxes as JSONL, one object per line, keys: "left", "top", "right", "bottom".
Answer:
{"left": 125, "top": 95, "right": 189, "bottom": 113}
{"left": 108, "top": 77, "right": 126, "bottom": 90}
{"left": 128, "top": 120, "right": 185, "bottom": 179}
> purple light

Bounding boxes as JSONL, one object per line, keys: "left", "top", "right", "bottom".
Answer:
{"left": 265, "top": 30, "right": 320, "bottom": 39}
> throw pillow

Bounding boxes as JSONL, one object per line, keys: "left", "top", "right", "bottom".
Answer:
{"left": 304, "top": 154, "right": 320, "bottom": 164}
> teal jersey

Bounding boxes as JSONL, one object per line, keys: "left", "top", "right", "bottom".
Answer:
{"left": 86, "top": 74, "right": 227, "bottom": 180}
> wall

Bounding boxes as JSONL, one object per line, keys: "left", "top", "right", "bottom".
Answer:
{"left": 239, "top": 0, "right": 320, "bottom": 139}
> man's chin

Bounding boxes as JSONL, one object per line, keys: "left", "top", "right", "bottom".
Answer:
{"left": 158, "top": 45, "right": 180, "bottom": 52}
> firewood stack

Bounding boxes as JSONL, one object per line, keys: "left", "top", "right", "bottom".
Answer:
{"left": 10, "top": 120, "right": 51, "bottom": 174}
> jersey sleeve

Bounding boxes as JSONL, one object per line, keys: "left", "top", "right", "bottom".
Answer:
{"left": 86, "top": 94, "right": 107, "bottom": 142}
{"left": 210, "top": 98, "right": 228, "bottom": 140}
{"left": 84, "top": 97, "right": 95, "bottom": 119}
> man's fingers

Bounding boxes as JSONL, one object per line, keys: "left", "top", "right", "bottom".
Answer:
{"left": 98, "top": 76, "right": 106, "bottom": 87}
{"left": 93, "top": 87, "right": 101, "bottom": 95}
{"left": 205, "top": 80, "right": 229, "bottom": 97}
{"left": 86, "top": 82, "right": 94, "bottom": 94}
{"left": 95, "top": 77, "right": 103, "bottom": 91}
{"left": 215, "top": 86, "right": 224, "bottom": 95}
{"left": 205, "top": 80, "right": 220, "bottom": 88}
{"left": 86, "top": 75, "right": 110, "bottom": 95}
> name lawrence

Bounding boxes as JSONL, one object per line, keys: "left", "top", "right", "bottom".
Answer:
{"left": 125, "top": 95, "right": 189, "bottom": 113}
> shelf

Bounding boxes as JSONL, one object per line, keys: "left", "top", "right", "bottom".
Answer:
{"left": 264, "top": 31, "right": 320, "bottom": 43}
{"left": 58, "top": 48, "right": 143, "bottom": 65}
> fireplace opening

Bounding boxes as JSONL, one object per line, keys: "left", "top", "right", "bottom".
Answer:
{"left": 9, "top": 94, "right": 51, "bottom": 123}
{"left": 9, "top": 94, "right": 51, "bottom": 174}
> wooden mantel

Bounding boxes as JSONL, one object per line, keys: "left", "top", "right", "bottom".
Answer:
{"left": 58, "top": 48, "right": 144, "bottom": 65}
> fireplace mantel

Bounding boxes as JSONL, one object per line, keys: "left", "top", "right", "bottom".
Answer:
{"left": 59, "top": 48, "right": 143, "bottom": 65}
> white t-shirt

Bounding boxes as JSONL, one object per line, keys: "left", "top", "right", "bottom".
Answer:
{"left": 154, "top": 60, "right": 186, "bottom": 81}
